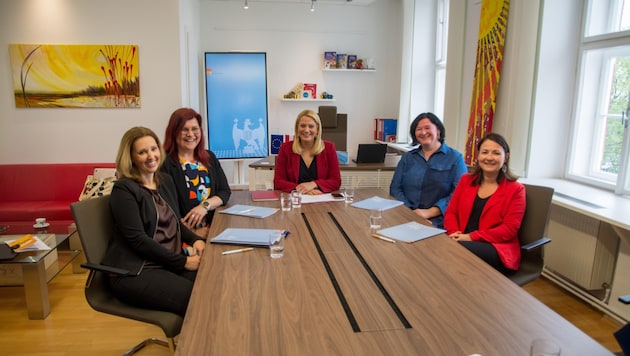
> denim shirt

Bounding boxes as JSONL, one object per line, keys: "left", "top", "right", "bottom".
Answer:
{"left": 389, "top": 142, "right": 467, "bottom": 227}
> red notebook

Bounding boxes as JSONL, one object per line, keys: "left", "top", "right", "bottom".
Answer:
{"left": 251, "top": 190, "right": 279, "bottom": 201}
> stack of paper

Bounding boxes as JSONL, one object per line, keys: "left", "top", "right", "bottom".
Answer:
{"left": 375, "top": 221, "right": 445, "bottom": 243}
{"left": 218, "top": 204, "right": 278, "bottom": 219}
{"left": 351, "top": 196, "right": 404, "bottom": 211}
{"left": 210, "top": 228, "right": 289, "bottom": 247}
{"left": 300, "top": 193, "right": 344, "bottom": 204}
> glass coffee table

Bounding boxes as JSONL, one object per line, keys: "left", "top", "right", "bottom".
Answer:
{"left": 0, "top": 228, "right": 81, "bottom": 319}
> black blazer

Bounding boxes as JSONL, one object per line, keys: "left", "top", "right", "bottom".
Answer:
{"left": 102, "top": 175, "right": 202, "bottom": 275}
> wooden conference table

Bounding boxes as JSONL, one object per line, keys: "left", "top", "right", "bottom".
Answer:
{"left": 176, "top": 189, "right": 612, "bottom": 355}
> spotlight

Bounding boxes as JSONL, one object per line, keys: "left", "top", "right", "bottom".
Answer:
{"left": 244, "top": 0, "right": 248, "bottom": 9}
{"left": 310, "top": 0, "right": 315, "bottom": 12}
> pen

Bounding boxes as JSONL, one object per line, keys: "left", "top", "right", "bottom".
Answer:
{"left": 238, "top": 209, "right": 255, "bottom": 214}
{"left": 222, "top": 247, "right": 254, "bottom": 255}
{"left": 372, "top": 234, "right": 396, "bottom": 243}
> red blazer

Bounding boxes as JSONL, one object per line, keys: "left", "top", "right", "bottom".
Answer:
{"left": 273, "top": 140, "right": 341, "bottom": 193}
{"left": 444, "top": 174, "right": 526, "bottom": 270}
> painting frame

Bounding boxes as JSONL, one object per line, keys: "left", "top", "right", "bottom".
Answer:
{"left": 9, "top": 43, "right": 140, "bottom": 108}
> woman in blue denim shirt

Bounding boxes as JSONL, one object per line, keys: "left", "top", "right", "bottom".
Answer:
{"left": 390, "top": 112, "right": 467, "bottom": 227}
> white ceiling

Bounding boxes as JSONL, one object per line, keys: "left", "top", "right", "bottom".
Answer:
{"left": 207, "top": 0, "right": 377, "bottom": 5}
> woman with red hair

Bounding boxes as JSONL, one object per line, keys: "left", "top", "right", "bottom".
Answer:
{"left": 162, "top": 108, "right": 231, "bottom": 238}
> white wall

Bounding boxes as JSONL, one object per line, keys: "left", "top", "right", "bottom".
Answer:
{"left": 0, "top": 0, "right": 183, "bottom": 164}
{"left": 198, "top": 0, "right": 403, "bottom": 161}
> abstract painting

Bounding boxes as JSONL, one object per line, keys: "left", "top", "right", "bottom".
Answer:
{"left": 9, "top": 44, "right": 140, "bottom": 108}
{"left": 464, "top": 0, "right": 510, "bottom": 164}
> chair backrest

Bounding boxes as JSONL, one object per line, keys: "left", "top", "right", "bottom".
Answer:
{"left": 70, "top": 195, "right": 113, "bottom": 265}
{"left": 510, "top": 184, "right": 554, "bottom": 286}
{"left": 519, "top": 184, "right": 554, "bottom": 246}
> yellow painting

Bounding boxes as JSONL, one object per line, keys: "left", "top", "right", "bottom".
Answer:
{"left": 9, "top": 44, "right": 140, "bottom": 108}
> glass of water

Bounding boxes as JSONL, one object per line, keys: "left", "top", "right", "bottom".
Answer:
{"left": 291, "top": 189, "right": 302, "bottom": 208}
{"left": 269, "top": 231, "right": 285, "bottom": 259}
{"left": 369, "top": 208, "right": 382, "bottom": 229}
{"left": 343, "top": 187, "right": 354, "bottom": 204}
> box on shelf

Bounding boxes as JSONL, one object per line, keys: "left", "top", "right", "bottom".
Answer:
{"left": 302, "top": 83, "right": 317, "bottom": 99}
{"left": 324, "top": 51, "right": 337, "bottom": 69}
{"left": 337, "top": 151, "right": 349, "bottom": 165}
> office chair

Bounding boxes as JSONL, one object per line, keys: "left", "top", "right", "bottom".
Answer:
{"left": 508, "top": 184, "right": 554, "bottom": 286}
{"left": 70, "top": 196, "right": 183, "bottom": 355}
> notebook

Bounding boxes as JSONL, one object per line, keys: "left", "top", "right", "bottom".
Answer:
{"left": 251, "top": 190, "right": 279, "bottom": 201}
{"left": 352, "top": 143, "right": 387, "bottom": 163}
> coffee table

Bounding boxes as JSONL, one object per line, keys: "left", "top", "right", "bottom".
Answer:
{"left": 0, "top": 229, "right": 80, "bottom": 319}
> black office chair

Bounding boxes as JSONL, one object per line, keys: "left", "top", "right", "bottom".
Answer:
{"left": 70, "top": 195, "right": 182, "bottom": 355}
{"left": 508, "top": 184, "right": 554, "bottom": 286}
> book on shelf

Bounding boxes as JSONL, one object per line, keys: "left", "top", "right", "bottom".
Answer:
{"left": 324, "top": 51, "right": 337, "bottom": 69}
{"left": 210, "top": 228, "right": 290, "bottom": 247}
{"left": 347, "top": 55, "right": 357, "bottom": 69}
{"left": 218, "top": 204, "right": 278, "bottom": 218}
{"left": 336, "top": 53, "right": 347, "bottom": 69}
{"left": 251, "top": 190, "right": 279, "bottom": 201}
{"left": 374, "top": 118, "right": 397, "bottom": 142}
{"left": 374, "top": 221, "right": 445, "bottom": 243}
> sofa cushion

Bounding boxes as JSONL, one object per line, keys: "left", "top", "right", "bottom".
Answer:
{"left": 0, "top": 200, "right": 74, "bottom": 221}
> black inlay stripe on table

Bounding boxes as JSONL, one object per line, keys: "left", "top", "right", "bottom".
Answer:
{"left": 301, "top": 212, "right": 361, "bottom": 332}
{"left": 328, "top": 211, "right": 413, "bottom": 329}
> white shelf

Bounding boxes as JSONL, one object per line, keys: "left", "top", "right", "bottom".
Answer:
{"left": 281, "top": 98, "right": 335, "bottom": 102}
{"left": 323, "top": 68, "right": 376, "bottom": 72}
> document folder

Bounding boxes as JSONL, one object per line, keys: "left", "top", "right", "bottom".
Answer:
{"left": 218, "top": 204, "right": 278, "bottom": 219}
{"left": 375, "top": 221, "right": 445, "bottom": 243}
{"left": 210, "top": 228, "right": 289, "bottom": 247}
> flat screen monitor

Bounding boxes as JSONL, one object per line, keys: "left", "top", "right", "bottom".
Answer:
{"left": 204, "top": 52, "right": 269, "bottom": 159}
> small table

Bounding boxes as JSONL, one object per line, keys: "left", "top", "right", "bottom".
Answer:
{"left": 0, "top": 231, "right": 80, "bottom": 319}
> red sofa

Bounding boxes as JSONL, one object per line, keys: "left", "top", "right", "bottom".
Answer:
{"left": 0, "top": 163, "right": 115, "bottom": 234}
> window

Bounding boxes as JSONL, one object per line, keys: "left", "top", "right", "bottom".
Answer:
{"left": 434, "top": 0, "right": 449, "bottom": 119}
{"left": 568, "top": 0, "right": 630, "bottom": 195}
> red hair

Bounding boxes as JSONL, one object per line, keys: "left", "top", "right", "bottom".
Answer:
{"left": 163, "top": 108, "right": 211, "bottom": 167}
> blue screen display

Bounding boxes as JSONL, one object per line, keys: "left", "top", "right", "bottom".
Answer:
{"left": 204, "top": 52, "right": 269, "bottom": 159}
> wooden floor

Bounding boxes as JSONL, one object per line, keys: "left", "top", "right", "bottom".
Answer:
{"left": 0, "top": 266, "right": 623, "bottom": 355}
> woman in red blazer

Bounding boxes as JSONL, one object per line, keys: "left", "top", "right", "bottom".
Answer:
{"left": 444, "top": 133, "right": 525, "bottom": 274}
{"left": 273, "top": 109, "right": 341, "bottom": 194}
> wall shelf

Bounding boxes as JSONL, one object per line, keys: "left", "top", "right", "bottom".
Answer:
{"left": 281, "top": 98, "right": 335, "bottom": 102}
{"left": 322, "top": 68, "right": 376, "bottom": 72}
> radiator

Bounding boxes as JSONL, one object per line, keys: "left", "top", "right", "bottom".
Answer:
{"left": 545, "top": 205, "right": 618, "bottom": 297}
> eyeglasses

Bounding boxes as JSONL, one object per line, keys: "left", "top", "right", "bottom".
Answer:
{"left": 181, "top": 127, "right": 201, "bottom": 135}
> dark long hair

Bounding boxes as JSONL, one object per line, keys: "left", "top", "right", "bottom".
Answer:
{"left": 409, "top": 112, "right": 445, "bottom": 145}
{"left": 470, "top": 132, "right": 518, "bottom": 185}
{"left": 163, "top": 108, "right": 211, "bottom": 167}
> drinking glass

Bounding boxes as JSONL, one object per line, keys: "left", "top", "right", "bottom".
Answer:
{"left": 530, "top": 339, "right": 561, "bottom": 356}
{"left": 343, "top": 187, "right": 354, "bottom": 204}
{"left": 269, "top": 231, "right": 285, "bottom": 259}
{"left": 280, "top": 193, "right": 292, "bottom": 211}
{"left": 291, "top": 190, "right": 302, "bottom": 208}
{"left": 369, "top": 208, "right": 382, "bottom": 229}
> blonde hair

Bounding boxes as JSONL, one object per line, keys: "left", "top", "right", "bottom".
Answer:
{"left": 115, "top": 126, "right": 166, "bottom": 185}
{"left": 292, "top": 109, "right": 324, "bottom": 155}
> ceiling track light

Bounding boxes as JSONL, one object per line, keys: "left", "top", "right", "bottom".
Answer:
{"left": 243, "top": 0, "right": 248, "bottom": 10}
{"left": 310, "top": 0, "right": 315, "bottom": 12}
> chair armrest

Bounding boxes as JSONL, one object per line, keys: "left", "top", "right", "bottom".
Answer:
{"left": 521, "top": 237, "right": 551, "bottom": 252}
{"left": 81, "top": 262, "right": 130, "bottom": 276}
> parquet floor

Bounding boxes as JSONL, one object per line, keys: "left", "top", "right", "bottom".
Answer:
{"left": 0, "top": 265, "right": 623, "bottom": 355}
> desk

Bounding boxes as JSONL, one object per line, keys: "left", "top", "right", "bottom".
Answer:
{"left": 0, "top": 232, "right": 79, "bottom": 319}
{"left": 177, "top": 190, "right": 612, "bottom": 355}
{"left": 248, "top": 155, "right": 401, "bottom": 191}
